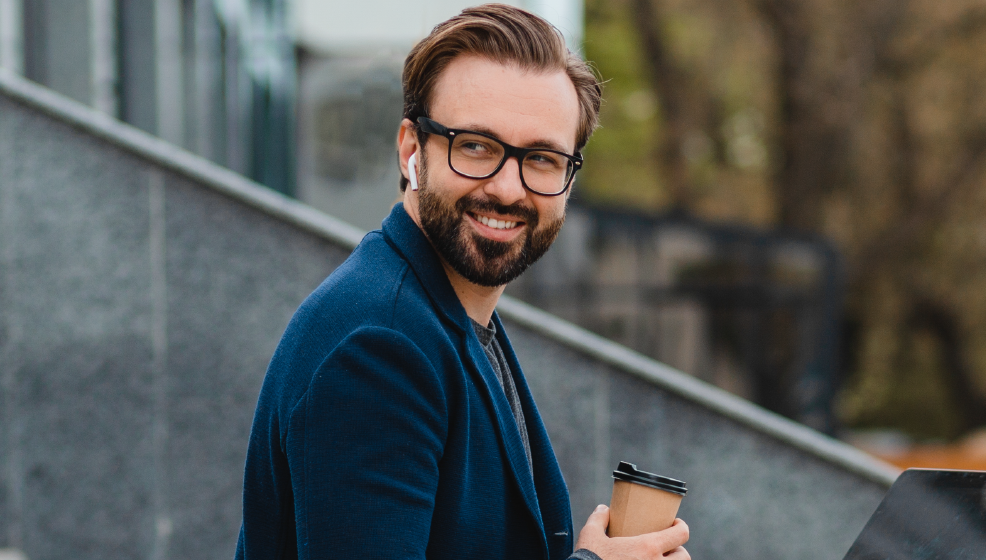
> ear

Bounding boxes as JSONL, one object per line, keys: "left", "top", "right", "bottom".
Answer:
{"left": 398, "top": 119, "right": 425, "bottom": 227}
{"left": 398, "top": 118, "right": 419, "bottom": 183}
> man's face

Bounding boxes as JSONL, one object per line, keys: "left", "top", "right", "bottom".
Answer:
{"left": 405, "top": 55, "right": 581, "bottom": 287}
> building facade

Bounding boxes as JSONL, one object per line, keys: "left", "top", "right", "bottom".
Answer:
{"left": 0, "top": 0, "right": 295, "bottom": 194}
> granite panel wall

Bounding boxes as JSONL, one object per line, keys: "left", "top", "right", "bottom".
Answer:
{"left": 0, "top": 76, "right": 894, "bottom": 560}
{"left": 1, "top": 101, "right": 157, "bottom": 559}
{"left": 0, "top": 92, "right": 350, "bottom": 559}
{"left": 506, "top": 319, "right": 889, "bottom": 559}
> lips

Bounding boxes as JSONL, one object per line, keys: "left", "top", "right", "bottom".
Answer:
{"left": 457, "top": 196, "right": 537, "bottom": 233}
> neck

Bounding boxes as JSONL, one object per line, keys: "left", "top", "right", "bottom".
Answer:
{"left": 439, "top": 260, "right": 505, "bottom": 326}
{"left": 403, "top": 194, "right": 505, "bottom": 325}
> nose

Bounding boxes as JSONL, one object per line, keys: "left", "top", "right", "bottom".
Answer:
{"left": 483, "top": 156, "right": 527, "bottom": 206}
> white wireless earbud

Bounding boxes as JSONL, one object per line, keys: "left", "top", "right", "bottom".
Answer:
{"left": 408, "top": 153, "right": 419, "bottom": 191}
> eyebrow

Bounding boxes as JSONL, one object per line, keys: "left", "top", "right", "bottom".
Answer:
{"left": 459, "top": 123, "right": 573, "bottom": 154}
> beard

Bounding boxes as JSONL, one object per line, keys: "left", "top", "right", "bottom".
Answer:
{"left": 416, "top": 153, "right": 565, "bottom": 287}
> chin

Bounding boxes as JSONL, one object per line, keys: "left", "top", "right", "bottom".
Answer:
{"left": 448, "top": 232, "right": 537, "bottom": 287}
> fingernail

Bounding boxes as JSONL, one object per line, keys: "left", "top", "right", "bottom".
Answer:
{"left": 594, "top": 504, "right": 606, "bottom": 512}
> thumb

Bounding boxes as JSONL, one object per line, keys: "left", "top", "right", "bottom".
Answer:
{"left": 576, "top": 504, "right": 612, "bottom": 550}
{"left": 583, "top": 504, "right": 611, "bottom": 534}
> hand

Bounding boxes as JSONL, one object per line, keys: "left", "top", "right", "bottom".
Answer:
{"left": 575, "top": 504, "right": 690, "bottom": 560}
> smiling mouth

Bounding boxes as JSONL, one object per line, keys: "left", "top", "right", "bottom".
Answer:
{"left": 470, "top": 212, "right": 521, "bottom": 230}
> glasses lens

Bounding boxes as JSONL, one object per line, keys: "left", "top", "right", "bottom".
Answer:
{"left": 522, "top": 151, "right": 575, "bottom": 195}
{"left": 449, "top": 133, "right": 505, "bottom": 177}
{"left": 447, "top": 131, "right": 576, "bottom": 195}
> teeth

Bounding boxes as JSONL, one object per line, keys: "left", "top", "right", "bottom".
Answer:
{"left": 476, "top": 214, "right": 516, "bottom": 230}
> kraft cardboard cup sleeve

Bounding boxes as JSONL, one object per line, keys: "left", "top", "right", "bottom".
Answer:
{"left": 608, "top": 461, "right": 687, "bottom": 537}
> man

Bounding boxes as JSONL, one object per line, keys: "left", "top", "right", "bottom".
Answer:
{"left": 236, "top": 5, "right": 689, "bottom": 560}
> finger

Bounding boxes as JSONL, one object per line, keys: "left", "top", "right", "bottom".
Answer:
{"left": 663, "top": 546, "right": 690, "bottom": 560}
{"left": 643, "top": 518, "right": 689, "bottom": 552}
{"left": 575, "top": 504, "right": 611, "bottom": 549}
{"left": 666, "top": 518, "right": 690, "bottom": 545}
{"left": 582, "top": 504, "right": 610, "bottom": 533}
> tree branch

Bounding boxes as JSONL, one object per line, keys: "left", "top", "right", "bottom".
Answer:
{"left": 877, "top": 6, "right": 986, "bottom": 79}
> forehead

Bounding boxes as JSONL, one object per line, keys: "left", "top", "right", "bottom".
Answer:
{"left": 428, "top": 55, "right": 580, "bottom": 152}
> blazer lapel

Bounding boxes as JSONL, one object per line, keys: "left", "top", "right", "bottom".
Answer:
{"left": 492, "top": 311, "right": 573, "bottom": 554}
{"left": 462, "top": 331, "right": 545, "bottom": 530}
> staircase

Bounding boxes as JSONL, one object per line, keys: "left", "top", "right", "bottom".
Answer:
{"left": 0, "top": 71, "right": 898, "bottom": 560}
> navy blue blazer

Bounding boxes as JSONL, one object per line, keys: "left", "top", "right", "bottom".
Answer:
{"left": 236, "top": 203, "right": 574, "bottom": 560}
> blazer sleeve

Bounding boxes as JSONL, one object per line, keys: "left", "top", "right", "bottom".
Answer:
{"left": 287, "top": 326, "right": 449, "bottom": 559}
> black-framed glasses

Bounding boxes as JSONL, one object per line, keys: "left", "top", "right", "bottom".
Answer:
{"left": 416, "top": 117, "right": 582, "bottom": 196}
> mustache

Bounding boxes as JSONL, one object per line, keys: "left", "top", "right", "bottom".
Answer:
{"left": 455, "top": 195, "right": 539, "bottom": 226}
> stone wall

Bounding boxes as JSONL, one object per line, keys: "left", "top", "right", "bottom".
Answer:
{"left": 0, "top": 72, "right": 897, "bottom": 560}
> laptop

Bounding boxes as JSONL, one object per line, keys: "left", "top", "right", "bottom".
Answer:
{"left": 843, "top": 469, "right": 986, "bottom": 559}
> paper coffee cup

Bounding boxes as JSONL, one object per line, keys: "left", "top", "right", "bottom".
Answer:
{"left": 608, "top": 461, "right": 687, "bottom": 537}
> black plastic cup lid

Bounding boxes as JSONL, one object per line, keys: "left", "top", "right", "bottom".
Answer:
{"left": 612, "top": 461, "right": 687, "bottom": 496}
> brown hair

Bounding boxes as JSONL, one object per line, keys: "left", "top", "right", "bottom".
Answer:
{"left": 399, "top": 3, "right": 602, "bottom": 191}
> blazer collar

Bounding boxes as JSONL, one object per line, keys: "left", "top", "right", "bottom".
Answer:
{"left": 382, "top": 203, "right": 472, "bottom": 334}
{"left": 381, "top": 203, "right": 548, "bottom": 541}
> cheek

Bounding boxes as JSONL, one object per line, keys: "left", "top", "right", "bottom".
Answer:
{"left": 424, "top": 159, "right": 474, "bottom": 198}
{"left": 536, "top": 198, "right": 566, "bottom": 223}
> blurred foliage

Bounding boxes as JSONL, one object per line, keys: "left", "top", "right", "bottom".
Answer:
{"left": 580, "top": 0, "right": 986, "bottom": 440}
{"left": 579, "top": 1, "right": 665, "bottom": 209}
{"left": 581, "top": 0, "right": 778, "bottom": 224}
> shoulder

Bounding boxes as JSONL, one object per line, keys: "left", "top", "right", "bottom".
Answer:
{"left": 311, "top": 231, "right": 410, "bottom": 315}
{"left": 259, "top": 232, "right": 455, "bottom": 427}
{"left": 290, "top": 231, "right": 421, "bottom": 338}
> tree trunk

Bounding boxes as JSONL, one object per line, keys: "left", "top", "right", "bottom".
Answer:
{"left": 910, "top": 299, "right": 986, "bottom": 431}
{"left": 630, "top": 0, "right": 693, "bottom": 210}
{"left": 754, "top": 0, "right": 847, "bottom": 231}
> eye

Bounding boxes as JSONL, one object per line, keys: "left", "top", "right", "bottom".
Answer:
{"left": 460, "top": 141, "right": 492, "bottom": 154}
{"left": 526, "top": 151, "right": 566, "bottom": 170}
{"left": 453, "top": 133, "right": 502, "bottom": 159}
